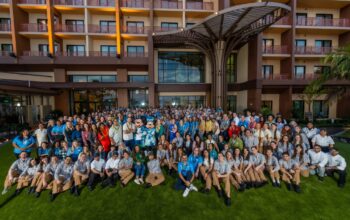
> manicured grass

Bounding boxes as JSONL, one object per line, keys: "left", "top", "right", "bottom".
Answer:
{"left": 0, "top": 142, "right": 349, "bottom": 220}
{"left": 339, "top": 130, "right": 350, "bottom": 138}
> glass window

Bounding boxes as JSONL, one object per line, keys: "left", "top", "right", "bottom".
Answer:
{"left": 262, "top": 65, "right": 273, "bottom": 79}
{"left": 313, "top": 100, "right": 329, "bottom": 118}
{"left": 158, "top": 51, "right": 205, "bottom": 83}
{"left": 186, "top": 23, "right": 195, "bottom": 28}
{"left": 293, "top": 100, "right": 304, "bottom": 119}
{"left": 65, "top": 20, "right": 84, "bottom": 32}
{"left": 314, "top": 66, "right": 331, "bottom": 75}
{"left": 316, "top": 14, "right": 333, "bottom": 26}
{"left": 72, "top": 75, "right": 87, "bottom": 82}
{"left": 129, "top": 89, "right": 149, "bottom": 108}
{"left": 161, "top": 22, "right": 178, "bottom": 31}
{"left": 226, "top": 53, "right": 236, "bottom": 83}
{"left": 294, "top": 66, "right": 305, "bottom": 79}
{"left": 296, "top": 13, "right": 307, "bottom": 25}
{"left": 128, "top": 75, "right": 148, "bottom": 82}
{"left": 72, "top": 89, "right": 117, "bottom": 114}
{"left": 127, "top": 46, "right": 144, "bottom": 57}
{"left": 67, "top": 45, "right": 85, "bottom": 56}
{"left": 262, "top": 101, "right": 273, "bottom": 110}
{"left": 101, "top": 75, "right": 117, "bottom": 82}
{"left": 126, "top": 21, "right": 144, "bottom": 33}
{"left": 227, "top": 95, "right": 237, "bottom": 112}
{"left": 87, "top": 76, "right": 101, "bottom": 82}
{"left": 38, "top": 44, "right": 49, "bottom": 53}
{"left": 100, "top": 45, "right": 116, "bottom": 56}
{"left": 159, "top": 96, "right": 205, "bottom": 108}
{"left": 1, "top": 44, "right": 13, "bottom": 52}
{"left": 100, "top": 20, "right": 116, "bottom": 33}
{"left": 262, "top": 39, "right": 274, "bottom": 52}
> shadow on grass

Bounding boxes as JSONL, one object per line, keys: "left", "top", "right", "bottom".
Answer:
{"left": 0, "top": 192, "right": 18, "bottom": 208}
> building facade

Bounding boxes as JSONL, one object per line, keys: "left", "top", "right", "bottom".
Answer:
{"left": 0, "top": 0, "right": 349, "bottom": 124}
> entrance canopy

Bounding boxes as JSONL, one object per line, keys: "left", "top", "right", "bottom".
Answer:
{"left": 153, "top": 2, "right": 291, "bottom": 109}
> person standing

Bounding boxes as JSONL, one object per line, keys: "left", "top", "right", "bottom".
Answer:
{"left": 212, "top": 153, "right": 231, "bottom": 206}
{"left": 145, "top": 152, "right": 165, "bottom": 188}
{"left": 326, "top": 148, "right": 347, "bottom": 188}
{"left": 109, "top": 119, "right": 123, "bottom": 148}
{"left": 98, "top": 124, "right": 111, "bottom": 153}
{"left": 34, "top": 123, "right": 48, "bottom": 148}
{"left": 123, "top": 117, "right": 135, "bottom": 150}
{"left": 12, "top": 129, "right": 36, "bottom": 158}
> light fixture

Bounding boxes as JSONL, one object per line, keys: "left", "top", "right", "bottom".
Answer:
{"left": 141, "top": 102, "right": 145, "bottom": 106}
{"left": 172, "top": 102, "right": 176, "bottom": 106}
{"left": 16, "top": 102, "right": 21, "bottom": 107}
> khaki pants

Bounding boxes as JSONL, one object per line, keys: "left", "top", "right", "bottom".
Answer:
{"left": 282, "top": 169, "right": 301, "bottom": 185}
{"left": 118, "top": 169, "right": 134, "bottom": 185}
{"left": 266, "top": 165, "right": 280, "bottom": 181}
{"left": 73, "top": 171, "right": 89, "bottom": 186}
{"left": 253, "top": 166, "right": 267, "bottom": 182}
{"left": 16, "top": 176, "right": 33, "bottom": 189}
{"left": 36, "top": 173, "right": 53, "bottom": 192}
{"left": 243, "top": 165, "right": 256, "bottom": 182}
{"left": 145, "top": 173, "right": 165, "bottom": 186}
{"left": 232, "top": 169, "right": 244, "bottom": 184}
{"left": 199, "top": 166, "right": 212, "bottom": 190}
{"left": 52, "top": 177, "right": 73, "bottom": 194}
{"left": 229, "top": 174, "right": 240, "bottom": 190}
{"left": 301, "top": 169, "right": 309, "bottom": 177}
{"left": 4, "top": 170, "right": 20, "bottom": 189}
{"left": 212, "top": 172, "right": 230, "bottom": 197}
{"left": 165, "top": 158, "right": 175, "bottom": 170}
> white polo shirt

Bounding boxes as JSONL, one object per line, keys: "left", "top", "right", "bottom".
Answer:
{"left": 312, "top": 134, "right": 335, "bottom": 147}
{"left": 34, "top": 128, "right": 48, "bottom": 146}
{"left": 123, "top": 122, "right": 135, "bottom": 141}
{"left": 90, "top": 159, "right": 106, "bottom": 172}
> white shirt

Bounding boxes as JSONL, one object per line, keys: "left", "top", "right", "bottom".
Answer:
{"left": 105, "top": 158, "right": 120, "bottom": 170}
{"left": 34, "top": 128, "right": 48, "bottom": 146}
{"left": 327, "top": 154, "right": 347, "bottom": 171}
{"left": 109, "top": 125, "right": 123, "bottom": 145}
{"left": 302, "top": 127, "right": 319, "bottom": 139}
{"left": 233, "top": 117, "right": 240, "bottom": 126}
{"left": 122, "top": 122, "right": 135, "bottom": 141}
{"left": 308, "top": 150, "right": 328, "bottom": 167}
{"left": 90, "top": 159, "right": 106, "bottom": 172}
{"left": 312, "top": 134, "right": 335, "bottom": 147}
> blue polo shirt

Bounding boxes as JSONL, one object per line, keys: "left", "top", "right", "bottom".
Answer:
{"left": 188, "top": 154, "right": 203, "bottom": 171}
{"left": 68, "top": 146, "right": 83, "bottom": 161}
{"left": 12, "top": 135, "right": 35, "bottom": 154}
{"left": 178, "top": 162, "right": 194, "bottom": 177}
{"left": 52, "top": 125, "right": 64, "bottom": 135}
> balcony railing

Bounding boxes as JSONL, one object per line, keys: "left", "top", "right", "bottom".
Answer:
{"left": 0, "top": 51, "right": 12, "bottom": 56}
{"left": 296, "top": 17, "right": 350, "bottom": 27}
{"left": 262, "top": 45, "right": 288, "bottom": 54}
{"left": 294, "top": 46, "right": 335, "bottom": 55}
{"left": 87, "top": 0, "right": 115, "bottom": 7}
{"left": 55, "top": 51, "right": 147, "bottom": 58}
{"left": 154, "top": 0, "right": 182, "bottom": 9}
{"left": 0, "top": 24, "right": 11, "bottom": 31}
{"left": 54, "top": 0, "right": 84, "bottom": 6}
{"left": 89, "top": 24, "right": 115, "bottom": 33}
{"left": 274, "top": 16, "right": 291, "bottom": 25}
{"left": 124, "top": 52, "right": 148, "bottom": 57}
{"left": 122, "top": 26, "right": 150, "bottom": 34}
{"left": 89, "top": 51, "right": 117, "bottom": 57}
{"left": 0, "top": 0, "right": 9, "bottom": 3}
{"left": 120, "top": 0, "right": 150, "bottom": 8}
{"left": 154, "top": 26, "right": 181, "bottom": 32}
{"left": 262, "top": 74, "right": 291, "bottom": 80}
{"left": 294, "top": 73, "right": 320, "bottom": 80}
{"left": 18, "top": 0, "right": 46, "bottom": 4}
{"left": 56, "top": 51, "right": 86, "bottom": 56}
{"left": 22, "top": 51, "right": 50, "bottom": 56}
{"left": 19, "top": 23, "right": 48, "bottom": 32}
{"left": 186, "top": 1, "right": 213, "bottom": 10}
{"left": 55, "top": 24, "right": 85, "bottom": 32}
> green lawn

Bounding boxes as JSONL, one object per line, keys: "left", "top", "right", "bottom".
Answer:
{"left": 339, "top": 130, "right": 350, "bottom": 138}
{"left": 0, "top": 142, "right": 349, "bottom": 220}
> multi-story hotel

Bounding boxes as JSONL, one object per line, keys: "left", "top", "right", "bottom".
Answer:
{"left": 0, "top": 0, "right": 349, "bottom": 124}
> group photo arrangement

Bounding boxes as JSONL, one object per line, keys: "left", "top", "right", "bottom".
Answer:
{"left": 2, "top": 108, "right": 346, "bottom": 207}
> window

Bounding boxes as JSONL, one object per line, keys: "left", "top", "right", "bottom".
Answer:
{"left": 313, "top": 100, "right": 329, "bottom": 118}
{"left": 262, "top": 101, "right": 273, "bottom": 110}
{"left": 71, "top": 75, "right": 117, "bottom": 83}
{"left": 127, "top": 46, "right": 144, "bottom": 57}
{"left": 0, "top": 18, "right": 10, "bottom": 31}
{"left": 72, "top": 89, "right": 117, "bottom": 114}
{"left": 100, "top": 45, "right": 116, "bottom": 56}
{"left": 316, "top": 14, "right": 333, "bottom": 26}
{"left": 314, "top": 66, "right": 331, "bottom": 75}
{"left": 226, "top": 53, "right": 236, "bottom": 83}
{"left": 294, "top": 66, "right": 305, "bottom": 79}
{"left": 186, "top": 23, "right": 195, "bottom": 28}
{"left": 1, "top": 44, "right": 12, "bottom": 52}
{"left": 227, "top": 95, "right": 237, "bottom": 112}
{"left": 161, "top": 22, "right": 178, "bottom": 31}
{"left": 38, "top": 44, "right": 49, "bottom": 55}
{"left": 295, "top": 39, "right": 307, "bottom": 53}
{"left": 315, "top": 40, "right": 332, "bottom": 54}
{"left": 100, "top": 20, "right": 116, "bottom": 33}
{"left": 159, "top": 96, "right": 205, "bottom": 108}
{"left": 72, "top": 75, "right": 87, "bottom": 82}
{"left": 296, "top": 13, "right": 307, "bottom": 25}
{"left": 129, "top": 89, "right": 149, "bottom": 108}
{"left": 128, "top": 75, "right": 149, "bottom": 82}
{"left": 65, "top": 20, "right": 84, "bottom": 32}
{"left": 126, "top": 21, "right": 144, "bottom": 33}
{"left": 262, "top": 39, "right": 274, "bottom": 52}
{"left": 67, "top": 45, "right": 85, "bottom": 56}
{"left": 158, "top": 51, "right": 205, "bottom": 83}
{"left": 293, "top": 100, "right": 304, "bottom": 119}
{"left": 37, "top": 19, "right": 47, "bottom": 32}
{"left": 262, "top": 65, "right": 273, "bottom": 79}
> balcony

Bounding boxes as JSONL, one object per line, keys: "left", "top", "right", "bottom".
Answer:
{"left": 296, "top": 17, "right": 350, "bottom": 28}
{"left": 0, "top": 0, "right": 9, "bottom": 3}
{"left": 124, "top": 51, "right": 148, "bottom": 58}
{"left": 120, "top": 0, "right": 150, "bottom": 8}
{"left": 154, "top": 26, "right": 182, "bottom": 32}
{"left": 55, "top": 24, "right": 85, "bottom": 33}
{"left": 87, "top": 0, "right": 115, "bottom": 7}
{"left": 22, "top": 51, "right": 50, "bottom": 56}
{"left": 0, "top": 24, "right": 11, "bottom": 32}
{"left": 154, "top": 0, "right": 182, "bottom": 9}
{"left": 262, "top": 74, "right": 291, "bottom": 80}
{"left": 294, "top": 73, "right": 320, "bottom": 80}
{"left": 186, "top": 0, "right": 214, "bottom": 10}
{"left": 273, "top": 16, "right": 291, "bottom": 26}
{"left": 122, "top": 26, "right": 150, "bottom": 34}
{"left": 19, "top": 23, "right": 48, "bottom": 32}
{"left": 0, "top": 51, "right": 12, "bottom": 56}
{"left": 56, "top": 51, "right": 86, "bottom": 56}
{"left": 262, "top": 45, "right": 288, "bottom": 54}
{"left": 294, "top": 46, "right": 335, "bottom": 55}
{"left": 89, "top": 24, "right": 115, "bottom": 33}
{"left": 54, "top": 0, "right": 84, "bottom": 6}
{"left": 89, "top": 51, "right": 117, "bottom": 57}
{"left": 18, "top": 0, "right": 46, "bottom": 4}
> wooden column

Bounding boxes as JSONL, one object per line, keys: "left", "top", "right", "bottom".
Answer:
{"left": 115, "top": 0, "right": 122, "bottom": 56}
{"left": 54, "top": 69, "right": 70, "bottom": 115}
{"left": 117, "top": 68, "right": 128, "bottom": 107}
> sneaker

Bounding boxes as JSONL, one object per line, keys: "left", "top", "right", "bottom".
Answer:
{"left": 276, "top": 182, "right": 281, "bottom": 188}
{"left": 50, "top": 193, "right": 56, "bottom": 202}
{"left": 294, "top": 184, "right": 301, "bottom": 193}
{"left": 74, "top": 187, "right": 80, "bottom": 197}
{"left": 272, "top": 182, "right": 277, "bottom": 187}
{"left": 287, "top": 183, "right": 292, "bottom": 191}
{"left": 225, "top": 197, "right": 232, "bottom": 206}
{"left": 139, "top": 179, "right": 144, "bottom": 184}
{"left": 215, "top": 187, "right": 223, "bottom": 198}
{"left": 182, "top": 187, "right": 190, "bottom": 198}
{"left": 15, "top": 189, "right": 21, "bottom": 196}
{"left": 134, "top": 179, "right": 140, "bottom": 185}
{"left": 1, "top": 188, "right": 8, "bottom": 195}
{"left": 189, "top": 184, "right": 198, "bottom": 192}
{"left": 34, "top": 191, "right": 40, "bottom": 198}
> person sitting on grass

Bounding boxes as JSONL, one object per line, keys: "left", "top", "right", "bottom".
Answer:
{"left": 145, "top": 152, "right": 165, "bottom": 188}
{"left": 73, "top": 153, "right": 90, "bottom": 196}
{"left": 2, "top": 151, "right": 31, "bottom": 195}
{"left": 15, "top": 158, "right": 39, "bottom": 195}
{"left": 28, "top": 155, "right": 49, "bottom": 195}
{"left": 102, "top": 151, "right": 120, "bottom": 188}
{"left": 188, "top": 147, "right": 203, "bottom": 179}
{"left": 199, "top": 149, "right": 214, "bottom": 194}
{"left": 175, "top": 154, "right": 198, "bottom": 198}
{"left": 308, "top": 144, "right": 328, "bottom": 181}
{"left": 34, "top": 155, "right": 60, "bottom": 198}
{"left": 212, "top": 152, "right": 231, "bottom": 206}
{"left": 250, "top": 146, "right": 268, "bottom": 187}
{"left": 265, "top": 148, "right": 281, "bottom": 188}
{"left": 292, "top": 144, "right": 310, "bottom": 178}
{"left": 38, "top": 142, "right": 52, "bottom": 157}
{"left": 118, "top": 151, "right": 134, "bottom": 187}
{"left": 87, "top": 153, "right": 105, "bottom": 191}
{"left": 156, "top": 144, "right": 167, "bottom": 167}
{"left": 326, "top": 148, "right": 347, "bottom": 188}
{"left": 279, "top": 152, "right": 301, "bottom": 193}
{"left": 133, "top": 145, "right": 146, "bottom": 185}
{"left": 51, "top": 156, "right": 74, "bottom": 201}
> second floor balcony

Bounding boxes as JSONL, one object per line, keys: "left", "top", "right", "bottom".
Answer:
{"left": 87, "top": 0, "right": 115, "bottom": 7}
{"left": 186, "top": 0, "right": 214, "bottom": 10}
{"left": 22, "top": 51, "right": 50, "bottom": 56}
{"left": 154, "top": 26, "right": 182, "bottom": 32}
{"left": 262, "top": 45, "right": 288, "bottom": 54}
{"left": 296, "top": 17, "right": 350, "bottom": 28}
{"left": 89, "top": 24, "right": 116, "bottom": 33}
{"left": 18, "top": 0, "right": 46, "bottom": 4}
{"left": 154, "top": 0, "right": 182, "bottom": 9}
{"left": 122, "top": 25, "right": 150, "bottom": 34}
{"left": 0, "top": 0, "right": 9, "bottom": 3}
{"left": 54, "top": 0, "right": 84, "bottom": 6}
{"left": 55, "top": 24, "right": 85, "bottom": 33}
{"left": 120, "top": 0, "right": 150, "bottom": 8}
{"left": 19, "top": 23, "right": 48, "bottom": 32}
{"left": 0, "top": 23, "right": 11, "bottom": 32}
{"left": 294, "top": 46, "right": 336, "bottom": 55}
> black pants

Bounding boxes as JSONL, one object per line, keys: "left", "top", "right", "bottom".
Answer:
{"left": 326, "top": 169, "right": 346, "bottom": 186}
{"left": 103, "top": 173, "right": 119, "bottom": 186}
{"left": 87, "top": 173, "right": 103, "bottom": 187}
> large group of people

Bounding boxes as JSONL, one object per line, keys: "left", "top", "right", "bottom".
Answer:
{"left": 2, "top": 107, "right": 347, "bottom": 206}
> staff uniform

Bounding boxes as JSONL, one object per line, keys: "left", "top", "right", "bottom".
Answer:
{"left": 199, "top": 157, "right": 214, "bottom": 190}
{"left": 36, "top": 161, "right": 60, "bottom": 192}
{"left": 53, "top": 163, "right": 74, "bottom": 194}
{"left": 34, "top": 128, "right": 48, "bottom": 147}
{"left": 73, "top": 160, "right": 90, "bottom": 186}
{"left": 4, "top": 158, "right": 31, "bottom": 189}
{"left": 104, "top": 157, "right": 120, "bottom": 186}
{"left": 146, "top": 159, "right": 165, "bottom": 186}
{"left": 88, "top": 158, "right": 106, "bottom": 187}
{"left": 279, "top": 159, "right": 300, "bottom": 185}
{"left": 17, "top": 165, "right": 40, "bottom": 189}
{"left": 302, "top": 127, "right": 318, "bottom": 143}
{"left": 265, "top": 156, "right": 280, "bottom": 181}
{"left": 188, "top": 154, "right": 203, "bottom": 172}
{"left": 326, "top": 154, "right": 347, "bottom": 187}
{"left": 118, "top": 157, "right": 134, "bottom": 185}
{"left": 109, "top": 125, "right": 123, "bottom": 146}
{"left": 242, "top": 136, "right": 258, "bottom": 152}
{"left": 212, "top": 160, "right": 231, "bottom": 197}
{"left": 12, "top": 136, "right": 35, "bottom": 157}
{"left": 312, "top": 134, "right": 335, "bottom": 153}
{"left": 175, "top": 162, "right": 194, "bottom": 190}
{"left": 250, "top": 153, "right": 267, "bottom": 182}
{"left": 157, "top": 149, "right": 167, "bottom": 166}
{"left": 165, "top": 149, "right": 176, "bottom": 170}
{"left": 123, "top": 122, "right": 135, "bottom": 149}
{"left": 308, "top": 150, "right": 328, "bottom": 177}
{"left": 226, "top": 159, "right": 240, "bottom": 190}
{"left": 293, "top": 154, "right": 310, "bottom": 177}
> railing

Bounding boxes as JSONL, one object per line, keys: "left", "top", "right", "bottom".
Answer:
{"left": 262, "top": 74, "right": 291, "bottom": 80}
{"left": 56, "top": 51, "right": 86, "bottom": 56}
{"left": 19, "top": 23, "right": 48, "bottom": 32}
{"left": 296, "top": 17, "right": 350, "bottom": 27}
{"left": 262, "top": 45, "right": 288, "bottom": 54}
{"left": 54, "top": 0, "right": 84, "bottom": 6}
{"left": 0, "top": 24, "right": 11, "bottom": 31}
{"left": 55, "top": 24, "right": 85, "bottom": 32}
{"left": 0, "top": 0, "right": 9, "bottom": 3}
{"left": 0, "top": 51, "right": 12, "bottom": 56}
{"left": 120, "top": 0, "right": 150, "bottom": 8}
{"left": 274, "top": 16, "right": 291, "bottom": 25}
{"left": 154, "top": 26, "right": 181, "bottom": 32}
{"left": 89, "top": 51, "right": 117, "bottom": 57}
{"left": 18, "top": 0, "right": 46, "bottom": 4}
{"left": 87, "top": 0, "right": 115, "bottom": 7}
{"left": 124, "top": 52, "right": 148, "bottom": 57}
{"left": 154, "top": 0, "right": 182, "bottom": 9}
{"left": 122, "top": 25, "right": 150, "bottom": 34}
{"left": 294, "top": 73, "right": 320, "bottom": 80}
{"left": 89, "top": 24, "right": 115, "bottom": 33}
{"left": 22, "top": 51, "right": 49, "bottom": 56}
{"left": 294, "top": 46, "right": 335, "bottom": 55}
{"left": 186, "top": 0, "right": 214, "bottom": 10}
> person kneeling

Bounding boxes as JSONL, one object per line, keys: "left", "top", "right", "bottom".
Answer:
{"left": 279, "top": 152, "right": 301, "bottom": 193}
{"left": 87, "top": 153, "right": 105, "bottom": 191}
{"left": 51, "top": 156, "right": 74, "bottom": 201}
{"left": 212, "top": 153, "right": 231, "bottom": 206}
{"left": 174, "top": 154, "right": 198, "bottom": 198}
{"left": 73, "top": 153, "right": 90, "bottom": 196}
{"left": 145, "top": 152, "right": 165, "bottom": 188}
{"left": 326, "top": 148, "right": 347, "bottom": 188}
